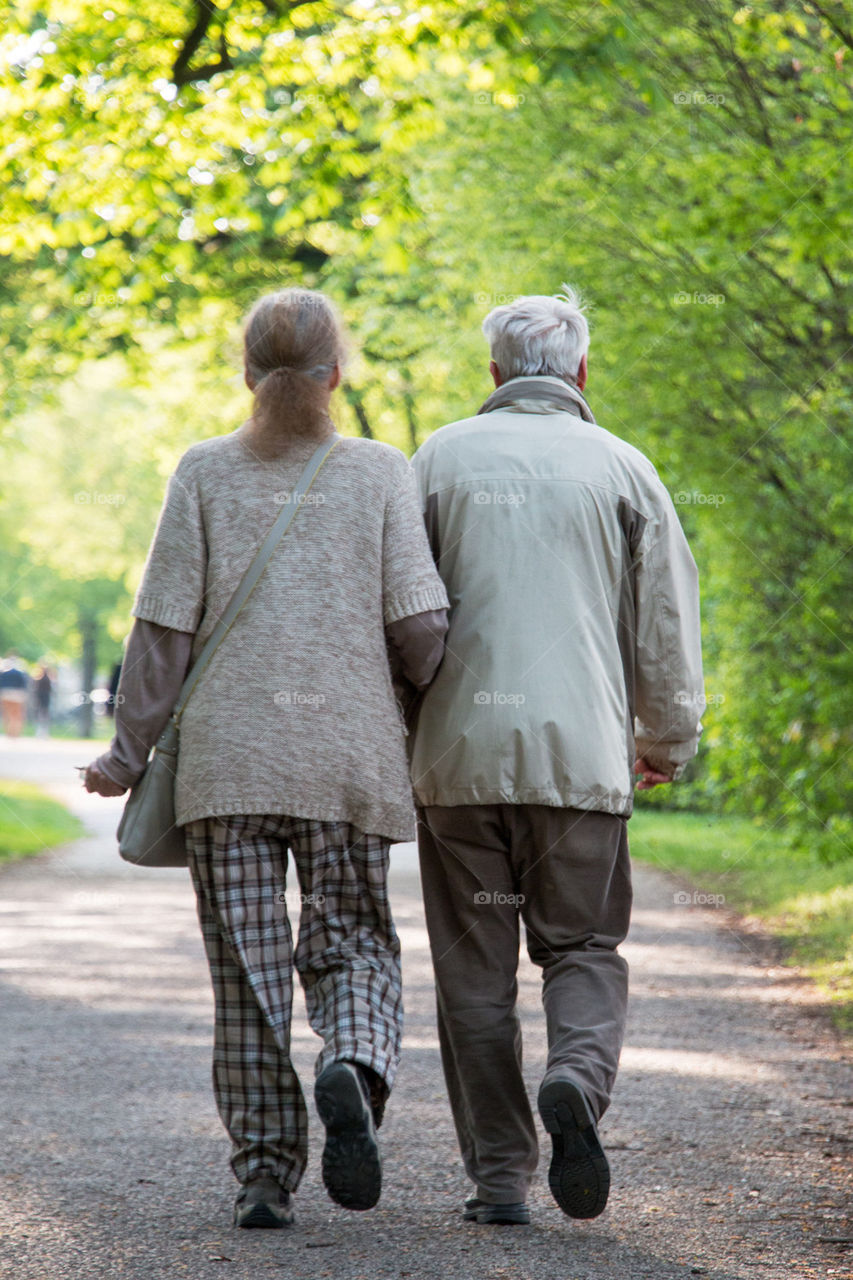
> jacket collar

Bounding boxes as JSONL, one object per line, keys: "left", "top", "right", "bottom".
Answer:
{"left": 477, "top": 375, "right": 596, "bottom": 424}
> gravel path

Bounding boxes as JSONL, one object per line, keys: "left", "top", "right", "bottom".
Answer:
{"left": 0, "top": 738, "right": 849, "bottom": 1280}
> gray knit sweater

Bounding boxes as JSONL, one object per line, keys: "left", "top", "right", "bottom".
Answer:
{"left": 131, "top": 430, "right": 449, "bottom": 841}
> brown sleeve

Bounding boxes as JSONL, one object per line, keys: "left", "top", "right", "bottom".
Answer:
{"left": 94, "top": 619, "right": 194, "bottom": 789}
{"left": 386, "top": 608, "right": 448, "bottom": 692}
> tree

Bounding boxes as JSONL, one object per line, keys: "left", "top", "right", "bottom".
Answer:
{"left": 386, "top": 0, "right": 852, "bottom": 856}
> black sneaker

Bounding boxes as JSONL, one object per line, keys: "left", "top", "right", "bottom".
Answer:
{"left": 537, "top": 1077, "right": 610, "bottom": 1218}
{"left": 234, "top": 1176, "right": 294, "bottom": 1229}
{"left": 359, "top": 1062, "right": 389, "bottom": 1129}
{"left": 463, "top": 1197, "right": 530, "bottom": 1225}
{"left": 315, "top": 1061, "right": 382, "bottom": 1211}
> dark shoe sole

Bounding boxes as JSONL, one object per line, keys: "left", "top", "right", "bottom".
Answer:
{"left": 315, "top": 1062, "right": 381, "bottom": 1211}
{"left": 538, "top": 1078, "right": 610, "bottom": 1219}
{"left": 234, "top": 1202, "right": 293, "bottom": 1229}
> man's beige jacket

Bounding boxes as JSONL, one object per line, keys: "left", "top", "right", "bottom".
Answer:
{"left": 409, "top": 375, "right": 704, "bottom": 817}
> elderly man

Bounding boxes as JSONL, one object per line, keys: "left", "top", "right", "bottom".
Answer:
{"left": 409, "top": 287, "right": 704, "bottom": 1226}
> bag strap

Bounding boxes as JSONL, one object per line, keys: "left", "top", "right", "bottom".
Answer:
{"left": 171, "top": 433, "right": 341, "bottom": 723}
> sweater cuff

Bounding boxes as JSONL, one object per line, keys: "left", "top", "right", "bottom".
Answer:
{"left": 132, "top": 594, "right": 202, "bottom": 633}
{"left": 93, "top": 750, "right": 141, "bottom": 791}
{"left": 384, "top": 583, "right": 450, "bottom": 626}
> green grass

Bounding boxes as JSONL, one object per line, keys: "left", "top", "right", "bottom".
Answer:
{"left": 629, "top": 809, "right": 853, "bottom": 1034}
{"left": 0, "top": 780, "right": 85, "bottom": 862}
{"left": 21, "top": 718, "right": 114, "bottom": 741}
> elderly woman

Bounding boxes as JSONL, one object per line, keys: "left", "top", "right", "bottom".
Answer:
{"left": 84, "top": 288, "right": 449, "bottom": 1229}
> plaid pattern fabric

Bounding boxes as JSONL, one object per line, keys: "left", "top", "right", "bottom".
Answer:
{"left": 185, "top": 813, "right": 402, "bottom": 1190}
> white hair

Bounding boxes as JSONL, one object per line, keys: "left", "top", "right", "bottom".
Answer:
{"left": 482, "top": 284, "right": 590, "bottom": 382}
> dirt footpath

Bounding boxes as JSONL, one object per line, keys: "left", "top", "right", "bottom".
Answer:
{"left": 0, "top": 739, "right": 849, "bottom": 1280}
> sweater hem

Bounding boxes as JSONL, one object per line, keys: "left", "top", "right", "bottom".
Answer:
{"left": 176, "top": 797, "right": 416, "bottom": 844}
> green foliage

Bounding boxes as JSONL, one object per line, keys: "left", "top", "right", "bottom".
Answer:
{"left": 372, "top": 0, "right": 853, "bottom": 863}
{"left": 0, "top": 0, "right": 510, "bottom": 410}
{"left": 0, "top": 779, "right": 85, "bottom": 860}
{"left": 1, "top": 1, "right": 850, "bottom": 856}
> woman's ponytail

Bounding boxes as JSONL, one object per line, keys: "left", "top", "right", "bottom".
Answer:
{"left": 242, "top": 289, "right": 346, "bottom": 455}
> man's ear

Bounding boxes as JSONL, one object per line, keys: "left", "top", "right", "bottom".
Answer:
{"left": 244, "top": 363, "right": 257, "bottom": 392}
{"left": 490, "top": 359, "right": 503, "bottom": 388}
{"left": 329, "top": 363, "right": 342, "bottom": 391}
{"left": 576, "top": 353, "right": 588, "bottom": 392}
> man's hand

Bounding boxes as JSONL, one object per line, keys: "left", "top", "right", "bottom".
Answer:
{"left": 81, "top": 762, "right": 127, "bottom": 798}
{"left": 633, "top": 757, "right": 674, "bottom": 790}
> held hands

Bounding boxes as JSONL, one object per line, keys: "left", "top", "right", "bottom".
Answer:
{"left": 80, "top": 762, "right": 128, "bottom": 798}
{"left": 633, "top": 757, "right": 674, "bottom": 790}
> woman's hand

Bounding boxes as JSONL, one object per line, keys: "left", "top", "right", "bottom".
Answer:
{"left": 81, "top": 761, "right": 128, "bottom": 797}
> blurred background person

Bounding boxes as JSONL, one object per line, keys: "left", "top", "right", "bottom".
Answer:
{"left": 32, "top": 661, "right": 54, "bottom": 737}
{"left": 0, "top": 652, "right": 30, "bottom": 737}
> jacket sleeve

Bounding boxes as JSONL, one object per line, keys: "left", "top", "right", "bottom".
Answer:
{"left": 632, "top": 486, "right": 704, "bottom": 778}
{"left": 382, "top": 456, "right": 450, "bottom": 624}
{"left": 94, "top": 620, "right": 194, "bottom": 788}
{"left": 386, "top": 608, "right": 449, "bottom": 690}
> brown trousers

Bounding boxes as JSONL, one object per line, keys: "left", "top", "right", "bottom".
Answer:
{"left": 417, "top": 803, "right": 632, "bottom": 1204}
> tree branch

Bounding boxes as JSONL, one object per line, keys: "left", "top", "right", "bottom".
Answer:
{"left": 172, "top": 1, "right": 223, "bottom": 86}
{"left": 343, "top": 385, "right": 373, "bottom": 438}
{"left": 806, "top": 0, "right": 853, "bottom": 55}
{"left": 171, "top": 0, "right": 320, "bottom": 86}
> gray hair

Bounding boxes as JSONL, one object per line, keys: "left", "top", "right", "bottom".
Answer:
{"left": 482, "top": 285, "right": 590, "bottom": 382}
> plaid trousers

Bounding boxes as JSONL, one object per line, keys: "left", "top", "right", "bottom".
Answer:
{"left": 184, "top": 814, "right": 403, "bottom": 1190}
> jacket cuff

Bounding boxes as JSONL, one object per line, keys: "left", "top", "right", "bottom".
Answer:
{"left": 634, "top": 725, "right": 701, "bottom": 778}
